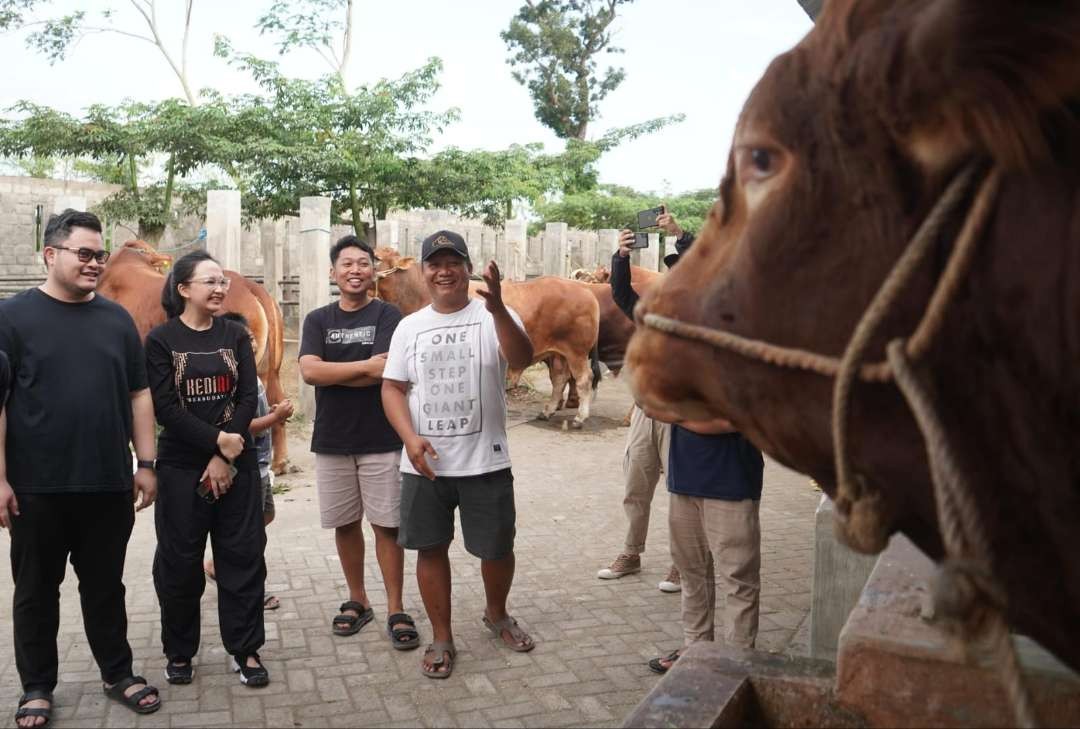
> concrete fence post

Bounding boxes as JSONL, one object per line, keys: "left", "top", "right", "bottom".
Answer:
{"left": 298, "top": 196, "right": 332, "bottom": 418}
{"left": 206, "top": 190, "right": 242, "bottom": 273}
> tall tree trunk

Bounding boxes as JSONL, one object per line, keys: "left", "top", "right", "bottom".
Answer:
{"left": 127, "top": 155, "right": 140, "bottom": 199}
{"left": 162, "top": 154, "right": 176, "bottom": 220}
{"left": 349, "top": 180, "right": 363, "bottom": 237}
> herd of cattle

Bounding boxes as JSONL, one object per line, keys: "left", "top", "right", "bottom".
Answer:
{"left": 95, "top": 239, "right": 656, "bottom": 476}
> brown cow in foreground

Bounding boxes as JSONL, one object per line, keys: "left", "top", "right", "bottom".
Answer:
{"left": 626, "top": 0, "right": 1080, "bottom": 671}
{"left": 374, "top": 247, "right": 601, "bottom": 428}
{"left": 99, "top": 241, "right": 290, "bottom": 473}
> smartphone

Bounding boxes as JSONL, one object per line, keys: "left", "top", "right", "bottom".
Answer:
{"left": 196, "top": 476, "right": 217, "bottom": 503}
{"left": 197, "top": 464, "right": 239, "bottom": 503}
{"left": 631, "top": 232, "right": 650, "bottom": 249}
{"left": 636, "top": 205, "right": 664, "bottom": 229}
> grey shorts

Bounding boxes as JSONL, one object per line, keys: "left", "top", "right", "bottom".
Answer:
{"left": 261, "top": 474, "right": 275, "bottom": 515}
{"left": 398, "top": 468, "right": 516, "bottom": 560}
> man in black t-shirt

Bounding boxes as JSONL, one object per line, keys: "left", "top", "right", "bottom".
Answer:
{"left": 299, "top": 236, "right": 417, "bottom": 649}
{"left": 0, "top": 210, "right": 161, "bottom": 727}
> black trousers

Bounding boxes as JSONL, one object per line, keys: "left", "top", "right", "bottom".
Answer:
{"left": 10, "top": 492, "right": 136, "bottom": 693}
{"left": 152, "top": 465, "right": 266, "bottom": 661}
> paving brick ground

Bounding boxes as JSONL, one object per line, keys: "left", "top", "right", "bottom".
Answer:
{"left": 0, "top": 371, "right": 820, "bottom": 728}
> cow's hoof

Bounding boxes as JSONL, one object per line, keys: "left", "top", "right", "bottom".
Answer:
{"left": 537, "top": 412, "right": 551, "bottom": 421}
{"left": 570, "top": 420, "right": 584, "bottom": 430}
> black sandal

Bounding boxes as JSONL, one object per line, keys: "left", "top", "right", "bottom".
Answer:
{"left": 165, "top": 658, "right": 193, "bottom": 685}
{"left": 103, "top": 675, "right": 161, "bottom": 715}
{"left": 332, "top": 600, "right": 374, "bottom": 636}
{"left": 387, "top": 612, "right": 420, "bottom": 651}
{"left": 648, "top": 650, "right": 681, "bottom": 674}
{"left": 14, "top": 690, "right": 52, "bottom": 727}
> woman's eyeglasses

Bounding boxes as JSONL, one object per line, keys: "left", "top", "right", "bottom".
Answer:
{"left": 49, "top": 245, "right": 111, "bottom": 264}
{"left": 185, "top": 277, "right": 232, "bottom": 290}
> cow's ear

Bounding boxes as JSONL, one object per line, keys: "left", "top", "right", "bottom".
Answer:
{"left": 901, "top": 0, "right": 1080, "bottom": 171}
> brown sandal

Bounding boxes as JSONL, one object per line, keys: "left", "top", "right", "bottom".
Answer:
{"left": 482, "top": 614, "right": 535, "bottom": 652}
{"left": 421, "top": 640, "right": 456, "bottom": 679}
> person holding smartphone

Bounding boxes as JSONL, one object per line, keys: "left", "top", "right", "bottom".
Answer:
{"left": 597, "top": 205, "right": 695, "bottom": 591}
{"left": 145, "top": 250, "right": 268, "bottom": 688}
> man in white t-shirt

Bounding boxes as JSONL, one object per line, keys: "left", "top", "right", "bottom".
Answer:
{"left": 382, "top": 230, "right": 535, "bottom": 679}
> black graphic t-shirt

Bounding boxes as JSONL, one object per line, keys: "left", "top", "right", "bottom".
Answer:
{"left": 146, "top": 316, "right": 258, "bottom": 470}
{"left": 0, "top": 289, "right": 147, "bottom": 494}
{"left": 299, "top": 298, "right": 402, "bottom": 455}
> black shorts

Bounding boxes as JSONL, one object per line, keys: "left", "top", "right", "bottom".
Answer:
{"left": 398, "top": 468, "right": 515, "bottom": 560}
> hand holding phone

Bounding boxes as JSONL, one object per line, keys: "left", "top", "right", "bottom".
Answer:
{"left": 197, "top": 462, "right": 238, "bottom": 503}
{"left": 636, "top": 206, "right": 664, "bottom": 230}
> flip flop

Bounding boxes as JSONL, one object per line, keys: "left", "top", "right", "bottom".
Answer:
{"left": 264, "top": 595, "right": 280, "bottom": 610}
{"left": 421, "top": 640, "right": 456, "bottom": 679}
{"left": 648, "top": 649, "right": 681, "bottom": 674}
{"left": 482, "top": 614, "right": 535, "bottom": 652}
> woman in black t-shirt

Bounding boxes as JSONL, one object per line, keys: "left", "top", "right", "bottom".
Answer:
{"left": 145, "top": 251, "right": 269, "bottom": 688}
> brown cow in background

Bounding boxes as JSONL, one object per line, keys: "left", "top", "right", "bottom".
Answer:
{"left": 627, "top": 0, "right": 1080, "bottom": 670}
{"left": 99, "top": 241, "right": 290, "bottom": 473}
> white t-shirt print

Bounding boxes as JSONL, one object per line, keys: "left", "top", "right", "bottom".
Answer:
{"left": 384, "top": 298, "right": 525, "bottom": 477}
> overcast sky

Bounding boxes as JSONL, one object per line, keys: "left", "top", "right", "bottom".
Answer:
{"left": 0, "top": 0, "right": 812, "bottom": 197}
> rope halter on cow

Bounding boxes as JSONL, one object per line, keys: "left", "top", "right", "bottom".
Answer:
{"left": 642, "top": 161, "right": 1039, "bottom": 727}
{"left": 373, "top": 263, "right": 407, "bottom": 300}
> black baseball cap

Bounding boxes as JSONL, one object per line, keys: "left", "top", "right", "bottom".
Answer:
{"left": 421, "top": 230, "right": 470, "bottom": 263}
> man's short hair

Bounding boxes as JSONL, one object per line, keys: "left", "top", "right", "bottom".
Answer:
{"left": 330, "top": 235, "right": 375, "bottom": 266}
{"left": 44, "top": 209, "right": 103, "bottom": 248}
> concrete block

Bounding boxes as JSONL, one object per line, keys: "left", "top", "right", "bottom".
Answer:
{"left": 836, "top": 535, "right": 1080, "bottom": 727}
{"left": 810, "top": 495, "right": 878, "bottom": 660}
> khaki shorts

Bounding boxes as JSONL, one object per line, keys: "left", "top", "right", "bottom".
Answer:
{"left": 315, "top": 451, "right": 402, "bottom": 529}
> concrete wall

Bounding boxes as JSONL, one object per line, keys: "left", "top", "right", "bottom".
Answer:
{"left": 0, "top": 176, "right": 121, "bottom": 279}
{"left": 0, "top": 177, "right": 618, "bottom": 281}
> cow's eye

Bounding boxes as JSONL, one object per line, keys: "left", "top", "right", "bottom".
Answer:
{"left": 750, "top": 148, "right": 772, "bottom": 173}
{"left": 735, "top": 144, "right": 781, "bottom": 185}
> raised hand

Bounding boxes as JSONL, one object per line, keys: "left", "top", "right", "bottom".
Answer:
{"left": 476, "top": 260, "right": 506, "bottom": 313}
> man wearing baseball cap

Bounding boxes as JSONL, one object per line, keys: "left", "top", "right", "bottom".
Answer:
{"left": 381, "top": 230, "right": 535, "bottom": 678}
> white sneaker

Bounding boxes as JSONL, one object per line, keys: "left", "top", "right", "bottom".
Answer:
{"left": 597, "top": 553, "right": 641, "bottom": 579}
{"left": 658, "top": 564, "right": 682, "bottom": 593}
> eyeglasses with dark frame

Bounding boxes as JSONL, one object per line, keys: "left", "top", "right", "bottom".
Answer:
{"left": 48, "top": 245, "right": 111, "bottom": 264}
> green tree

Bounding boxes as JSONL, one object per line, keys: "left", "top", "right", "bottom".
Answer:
{"left": 216, "top": 50, "right": 460, "bottom": 235}
{"left": 0, "top": 98, "right": 243, "bottom": 241}
{"left": 502, "top": 0, "right": 633, "bottom": 140}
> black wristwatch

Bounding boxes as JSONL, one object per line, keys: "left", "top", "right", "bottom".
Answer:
{"left": 136, "top": 459, "right": 156, "bottom": 470}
